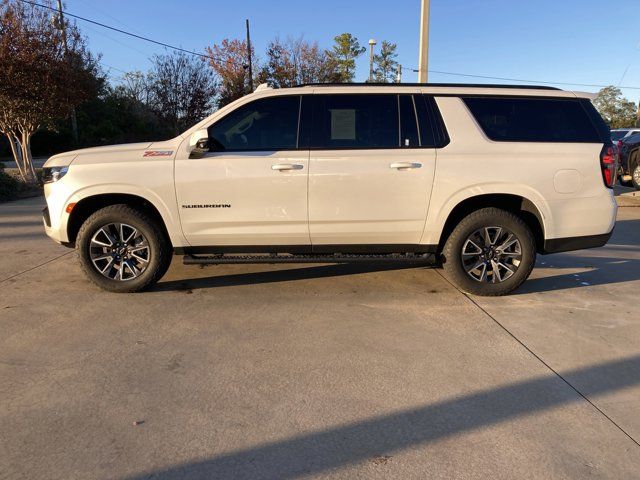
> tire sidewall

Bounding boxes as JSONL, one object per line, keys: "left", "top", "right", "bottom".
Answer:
{"left": 443, "top": 209, "right": 536, "bottom": 296}
{"left": 77, "top": 208, "right": 165, "bottom": 293}
{"left": 632, "top": 161, "right": 640, "bottom": 190}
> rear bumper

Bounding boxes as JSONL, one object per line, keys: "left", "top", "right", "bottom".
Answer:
{"left": 543, "top": 229, "right": 614, "bottom": 254}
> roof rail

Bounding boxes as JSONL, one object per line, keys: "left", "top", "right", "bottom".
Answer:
{"left": 297, "top": 82, "right": 561, "bottom": 91}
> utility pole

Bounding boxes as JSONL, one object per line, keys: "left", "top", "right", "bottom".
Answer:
{"left": 368, "top": 39, "right": 377, "bottom": 82}
{"left": 56, "top": 0, "right": 78, "bottom": 145}
{"left": 418, "top": 0, "right": 430, "bottom": 83}
{"left": 396, "top": 64, "right": 402, "bottom": 83}
{"left": 245, "top": 19, "right": 254, "bottom": 92}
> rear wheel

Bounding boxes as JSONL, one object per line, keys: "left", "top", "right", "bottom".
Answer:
{"left": 441, "top": 208, "right": 536, "bottom": 296}
{"left": 76, "top": 205, "right": 172, "bottom": 292}
{"left": 631, "top": 155, "right": 640, "bottom": 190}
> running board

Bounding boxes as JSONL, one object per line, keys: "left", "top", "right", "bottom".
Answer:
{"left": 183, "top": 253, "right": 436, "bottom": 265}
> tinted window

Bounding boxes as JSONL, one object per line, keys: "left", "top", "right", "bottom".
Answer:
{"left": 399, "top": 95, "right": 419, "bottom": 148}
{"left": 610, "top": 131, "right": 628, "bottom": 141}
{"left": 311, "top": 94, "right": 399, "bottom": 149}
{"left": 414, "top": 95, "right": 438, "bottom": 147}
{"left": 463, "top": 97, "right": 602, "bottom": 143}
{"left": 208, "top": 96, "right": 300, "bottom": 151}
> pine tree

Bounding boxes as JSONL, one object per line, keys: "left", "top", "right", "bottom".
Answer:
{"left": 373, "top": 41, "right": 399, "bottom": 83}
{"left": 326, "top": 33, "right": 366, "bottom": 83}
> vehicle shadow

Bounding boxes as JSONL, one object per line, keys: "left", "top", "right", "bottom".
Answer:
{"left": 121, "top": 355, "right": 640, "bottom": 480}
{"left": 156, "top": 218, "right": 638, "bottom": 294}
{"left": 515, "top": 217, "right": 639, "bottom": 294}
{"left": 515, "top": 253, "right": 640, "bottom": 294}
{"left": 154, "top": 262, "right": 430, "bottom": 292}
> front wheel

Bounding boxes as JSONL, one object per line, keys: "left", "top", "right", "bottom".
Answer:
{"left": 76, "top": 205, "right": 172, "bottom": 293}
{"left": 441, "top": 208, "right": 536, "bottom": 296}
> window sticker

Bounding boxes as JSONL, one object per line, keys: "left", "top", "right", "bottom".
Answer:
{"left": 330, "top": 109, "right": 356, "bottom": 140}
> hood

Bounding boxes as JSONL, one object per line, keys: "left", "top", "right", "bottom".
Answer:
{"left": 43, "top": 142, "right": 162, "bottom": 167}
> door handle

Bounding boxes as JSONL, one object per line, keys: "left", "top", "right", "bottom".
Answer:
{"left": 390, "top": 162, "right": 422, "bottom": 170}
{"left": 271, "top": 163, "right": 304, "bottom": 171}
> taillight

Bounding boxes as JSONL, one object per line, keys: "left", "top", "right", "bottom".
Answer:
{"left": 600, "top": 144, "right": 617, "bottom": 188}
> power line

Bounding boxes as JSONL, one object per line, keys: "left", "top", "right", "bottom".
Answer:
{"left": 405, "top": 66, "right": 640, "bottom": 91}
{"left": 20, "top": 0, "right": 215, "bottom": 61}
{"left": 21, "top": 0, "right": 640, "bottom": 92}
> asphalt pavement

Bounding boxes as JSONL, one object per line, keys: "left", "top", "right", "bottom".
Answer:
{"left": 1, "top": 196, "right": 639, "bottom": 480}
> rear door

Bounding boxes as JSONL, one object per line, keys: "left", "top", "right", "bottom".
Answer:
{"left": 307, "top": 92, "right": 437, "bottom": 248}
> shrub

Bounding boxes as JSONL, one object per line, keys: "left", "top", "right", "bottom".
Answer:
{"left": 0, "top": 168, "right": 21, "bottom": 201}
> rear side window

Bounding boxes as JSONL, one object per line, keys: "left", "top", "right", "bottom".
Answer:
{"left": 208, "top": 96, "right": 301, "bottom": 151}
{"left": 463, "top": 97, "right": 602, "bottom": 143}
{"left": 610, "top": 131, "right": 628, "bottom": 141}
{"left": 311, "top": 94, "right": 398, "bottom": 149}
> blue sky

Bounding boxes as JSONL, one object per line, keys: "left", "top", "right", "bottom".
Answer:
{"left": 66, "top": 0, "right": 640, "bottom": 102}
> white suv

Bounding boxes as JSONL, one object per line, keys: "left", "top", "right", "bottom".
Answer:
{"left": 42, "top": 83, "right": 617, "bottom": 295}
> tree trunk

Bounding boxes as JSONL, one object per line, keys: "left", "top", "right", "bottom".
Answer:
{"left": 4, "top": 132, "right": 27, "bottom": 182}
{"left": 19, "top": 129, "right": 36, "bottom": 184}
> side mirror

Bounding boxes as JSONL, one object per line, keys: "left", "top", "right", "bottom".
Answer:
{"left": 188, "top": 129, "right": 209, "bottom": 158}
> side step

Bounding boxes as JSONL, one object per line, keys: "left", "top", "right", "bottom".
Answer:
{"left": 183, "top": 253, "right": 436, "bottom": 265}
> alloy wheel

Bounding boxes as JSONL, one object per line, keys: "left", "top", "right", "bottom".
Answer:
{"left": 89, "top": 223, "right": 150, "bottom": 281}
{"left": 461, "top": 226, "right": 522, "bottom": 283}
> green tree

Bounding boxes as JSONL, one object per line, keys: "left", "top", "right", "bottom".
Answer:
{"left": 593, "top": 86, "right": 637, "bottom": 129}
{"left": 373, "top": 41, "right": 399, "bottom": 83}
{"left": 326, "top": 33, "right": 366, "bottom": 82}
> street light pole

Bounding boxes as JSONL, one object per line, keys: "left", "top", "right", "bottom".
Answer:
{"left": 245, "top": 19, "right": 254, "bottom": 92}
{"left": 56, "top": 0, "right": 78, "bottom": 145}
{"left": 418, "top": 0, "right": 430, "bottom": 83}
{"left": 368, "top": 38, "right": 376, "bottom": 82}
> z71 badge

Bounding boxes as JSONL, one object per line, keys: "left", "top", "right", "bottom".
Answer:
{"left": 143, "top": 150, "right": 173, "bottom": 157}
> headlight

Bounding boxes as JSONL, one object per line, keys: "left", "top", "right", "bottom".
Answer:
{"left": 42, "top": 166, "right": 69, "bottom": 184}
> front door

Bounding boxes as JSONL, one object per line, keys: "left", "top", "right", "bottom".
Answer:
{"left": 308, "top": 93, "right": 437, "bottom": 248}
{"left": 175, "top": 95, "right": 310, "bottom": 247}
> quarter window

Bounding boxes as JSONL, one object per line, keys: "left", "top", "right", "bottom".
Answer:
{"left": 208, "top": 96, "right": 301, "bottom": 151}
{"left": 463, "top": 97, "right": 602, "bottom": 143}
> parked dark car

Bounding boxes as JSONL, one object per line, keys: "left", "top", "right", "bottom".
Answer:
{"left": 618, "top": 132, "right": 640, "bottom": 190}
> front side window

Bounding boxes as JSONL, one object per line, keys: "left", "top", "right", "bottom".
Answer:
{"left": 311, "top": 94, "right": 399, "bottom": 149}
{"left": 208, "top": 96, "right": 301, "bottom": 151}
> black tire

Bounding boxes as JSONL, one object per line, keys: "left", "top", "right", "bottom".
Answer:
{"left": 76, "top": 204, "right": 172, "bottom": 293}
{"left": 441, "top": 207, "right": 536, "bottom": 296}
{"left": 631, "top": 153, "right": 640, "bottom": 190}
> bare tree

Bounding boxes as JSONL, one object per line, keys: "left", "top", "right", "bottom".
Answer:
{"left": 148, "top": 52, "right": 218, "bottom": 136}
{"left": 0, "top": 0, "right": 99, "bottom": 182}
{"left": 262, "top": 36, "right": 340, "bottom": 87}
{"left": 119, "top": 71, "right": 153, "bottom": 105}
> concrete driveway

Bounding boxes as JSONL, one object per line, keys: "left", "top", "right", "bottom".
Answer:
{"left": 1, "top": 197, "right": 639, "bottom": 480}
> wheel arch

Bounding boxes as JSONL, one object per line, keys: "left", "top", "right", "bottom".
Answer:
{"left": 67, "top": 193, "right": 173, "bottom": 247}
{"left": 435, "top": 193, "right": 546, "bottom": 254}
